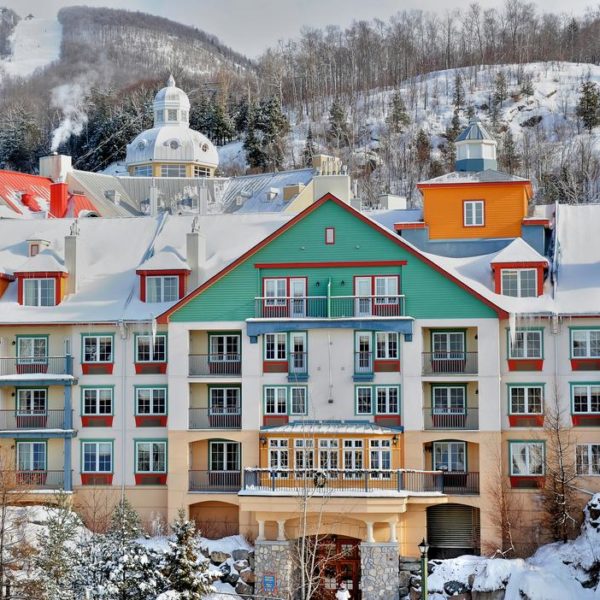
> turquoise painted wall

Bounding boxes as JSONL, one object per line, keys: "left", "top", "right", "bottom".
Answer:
{"left": 170, "top": 200, "right": 496, "bottom": 322}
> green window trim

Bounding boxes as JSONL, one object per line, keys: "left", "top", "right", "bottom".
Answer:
{"left": 505, "top": 327, "right": 545, "bottom": 360}
{"left": 354, "top": 385, "right": 401, "bottom": 416}
{"left": 569, "top": 327, "right": 600, "bottom": 360}
{"left": 430, "top": 384, "right": 468, "bottom": 415}
{"left": 208, "top": 331, "right": 242, "bottom": 356}
{"left": 431, "top": 439, "right": 468, "bottom": 471}
{"left": 508, "top": 439, "right": 546, "bottom": 476}
{"left": 134, "top": 438, "right": 168, "bottom": 474}
{"left": 79, "top": 439, "right": 115, "bottom": 474}
{"left": 507, "top": 383, "right": 545, "bottom": 415}
{"left": 134, "top": 385, "right": 169, "bottom": 416}
{"left": 569, "top": 381, "right": 600, "bottom": 415}
{"left": 80, "top": 385, "right": 115, "bottom": 417}
{"left": 80, "top": 332, "right": 115, "bottom": 364}
{"left": 262, "top": 384, "right": 308, "bottom": 416}
{"left": 208, "top": 440, "right": 241, "bottom": 471}
{"left": 207, "top": 385, "right": 241, "bottom": 416}
{"left": 353, "top": 331, "right": 401, "bottom": 360}
{"left": 15, "top": 439, "right": 48, "bottom": 470}
{"left": 15, "top": 387, "right": 48, "bottom": 414}
{"left": 429, "top": 329, "right": 467, "bottom": 352}
{"left": 134, "top": 332, "right": 168, "bottom": 363}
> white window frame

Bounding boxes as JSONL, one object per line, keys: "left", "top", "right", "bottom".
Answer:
{"left": 23, "top": 278, "right": 55, "bottom": 306}
{"left": 82, "top": 441, "right": 113, "bottom": 473}
{"left": 268, "top": 438, "right": 288, "bottom": 473}
{"left": 509, "top": 386, "right": 543, "bottom": 415}
{"left": 264, "top": 278, "right": 288, "bottom": 306}
{"left": 432, "top": 331, "right": 465, "bottom": 359}
{"left": 136, "top": 388, "right": 167, "bottom": 416}
{"left": 375, "top": 386, "right": 400, "bottom": 414}
{"left": 500, "top": 269, "right": 537, "bottom": 298}
{"left": 571, "top": 329, "right": 600, "bottom": 359}
{"left": 209, "top": 334, "right": 240, "bottom": 361}
{"left": 264, "top": 333, "right": 287, "bottom": 361}
{"left": 432, "top": 386, "right": 466, "bottom": 415}
{"left": 83, "top": 335, "right": 113, "bottom": 364}
{"left": 134, "top": 165, "right": 152, "bottom": 177}
{"left": 17, "top": 337, "right": 47, "bottom": 364}
{"left": 375, "top": 332, "right": 399, "bottom": 359}
{"left": 294, "top": 439, "right": 314, "bottom": 473}
{"left": 572, "top": 384, "right": 600, "bottom": 414}
{"left": 146, "top": 276, "right": 179, "bottom": 303}
{"left": 209, "top": 387, "right": 240, "bottom": 415}
{"left": 343, "top": 439, "right": 363, "bottom": 476}
{"left": 464, "top": 200, "right": 484, "bottom": 226}
{"left": 576, "top": 444, "right": 600, "bottom": 476}
{"left": 510, "top": 441, "right": 545, "bottom": 476}
{"left": 16, "top": 441, "right": 46, "bottom": 471}
{"left": 265, "top": 387, "right": 288, "bottom": 415}
{"left": 209, "top": 441, "right": 240, "bottom": 472}
{"left": 194, "top": 165, "right": 210, "bottom": 178}
{"left": 160, "top": 164, "right": 186, "bottom": 177}
{"left": 374, "top": 276, "right": 399, "bottom": 305}
{"left": 509, "top": 329, "right": 542, "bottom": 359}
{"left": 356, "top": 386, "right": 373, "bottom": 415}
{"left": 433, "top": 441, "right": 466, "bottom": 472}
{"left": 290, "top": 387, "right": 307, "bottom": 415}
{"left": 82, "top": 388, "right": 113, "bottom": 416}
{"left": 319, "top": 439, "right": 339, "bottom": 470}
{"left": 16, "top": 388, "right": 47, "bottom": 415}
{"left": 135, "top": 334, "right": 167, "bottom": 363}
{"left": 135, "top": 441, "right": 167, "bottom": 473}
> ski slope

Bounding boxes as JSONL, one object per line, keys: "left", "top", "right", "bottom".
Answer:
{"left": 0, "top": 16, "right": 62, "bottom": 79}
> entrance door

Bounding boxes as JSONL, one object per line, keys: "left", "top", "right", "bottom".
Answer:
{"left": 290, "top": 278, "right": 307, "bottom": 317}
{"left": 354, "top": 332, "right": 372, "bottom": 374}
{"left": 316, "top": 536, "right": 361, "bottom": 600}
{"left": 354, "top": 277, "right": 372, "bottom": 317}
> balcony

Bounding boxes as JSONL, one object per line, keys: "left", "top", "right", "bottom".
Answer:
{"left": 188, "top": 470, "right": 241, "bottom": 492}
{"left": 253, "top": 295, "right": 405, "bottom": 319}
{"left": 188, "top": 408, "right": 241, "bottom": 430}
{"left": 440, "top": 471, "right": 479, "bottom": 495}
{"left": 288, "top": 352, "right": 308, "bottom": 380}
{"left": 0, "top": 356, "right": 73, "bottom": 377}
{"left": 422, "top": 352, "right": 478, "bottom": 375}
{"left": 188, "top": 354, "right": 241, "bottom": 377}
{"left": 11, "top": 470, "right": 66, "bottom": 490}
{"left": 423, "top": 409, "right": 479, "bottom": 430}
{"left": 0, "top": 410, "right": 70, "bottom": 430}
{"left": 354, "top": 351, "right": 373, "bottom": 381}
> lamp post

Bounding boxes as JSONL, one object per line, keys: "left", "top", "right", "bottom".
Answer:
{"left": 418, "top": 538, "right": 429, "bottom": 599}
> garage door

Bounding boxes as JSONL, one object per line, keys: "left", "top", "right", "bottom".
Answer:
{"left": 427, "top": 504, "right": 480, "bottom": 559}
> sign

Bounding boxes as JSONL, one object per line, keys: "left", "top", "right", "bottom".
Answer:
{"left": 263, "top": 574, "right": 276, "bottom": 592}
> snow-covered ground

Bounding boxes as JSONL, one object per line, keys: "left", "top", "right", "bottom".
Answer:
{"left": 0, "top": 15, "right": 62, "bottom": 79}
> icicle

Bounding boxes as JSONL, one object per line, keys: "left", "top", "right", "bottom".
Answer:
{"left": 151, "top": 316, "right": 157, "bottom": 345}
{"left": 508, "top": 312, "right": 517, "bottom": 347}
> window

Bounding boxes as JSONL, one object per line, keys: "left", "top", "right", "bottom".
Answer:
{"left": 17, "top": 389, "right": 46, "bottom": 414}
{"left": 509, "top": 329, "right": 542, "bottom": 359}
{"left": 509, "top": 386, "right": 543, "bottom": 414}
{"left": 356, "top": 387, "right": 372, "bottom": 415}
{"left": 376, "top": 386, "right": 399, "bottom": 414}
{"left": 136, "top": 388, "right": 167, "bottom": 415}
{"left": 325, "top": 227, "right": 335, "bottom": 245}
{"left": 210, "top": 334, "right": 240, "bottom": 361}
{"left": 464, "top": 200, "right": 484, "bottom": 226}
{"left": 23, "top": 278, "right": 55, "bottom": 306}
{"left": 135, "top": 441, "right": 166, "bottom": 473}
{"left": 269, "top": 439, "right": 288, "bottom": 471}
{"left": 264, "top": 278, "right": 288, "bottom": 306}
{"left": 433, "top": 387, "right": 466, "bottom": 414}
{"left": 501, "top": 269, "right": 537, "bottom": 298}
{"left": 572, "top": 385, "right": 600, "bottom": 414}
{"left": 265, "top": 333, "right": 287, "bottom": 360}
{"left": 17, "top": 337, "right": 47, "bottom": 364}
{"left": 370, "top": 439, "right": 391, "bottom": 471}
{"left": 289, "top": 332, "right": 307, "bottom": 374}
{"left": 160, "top": 164, "right": 186, "bottom": 177}
{"left": 194, "top": 166, "right": 210, "bottom": 178}
{"left": 432, "top": 331, "right": 465, "bottom": 359}
{"left": 17, "top": 441, "right": 46, "bottom": 471}
{"left": 83, "top": 388, "right": 113, "bottom": 416}
{"left": 510, "top": 442, "right": 544, "bottom": 476}
{"left": 290, "top": 387, "right": 307, "bottom": 415}
{"left": 82, "top": 441, "right": 113, "bottom": 473}
{"left": 210, "top": 441, "right": 239, "bottom": 471}
{"left": 572, "top": 330, "right": 600, "bottom": 358}
{"left": 343, "top": 440, "right": 363, "bottom": 475}
{"left": 374, "top": 276, "right": 398, "bottom": 304}
{"left": 134, "top": 165, "right": 152, "bottom": 177}
{"left": 433, "top": 441, "right": 466, "bottom": 472}
{"left": 376, "top": 332, "right": 399, "bottom": 359}
{"left": 146, "top": 277, "right": 179, "bottom": 302}
{"left": 156, "top": 110, "right": 164, "bottom": 123}
{"left": 209, "top": 388, "right": 240, "bottom": 414}
{"left": 83, "top": 336, "right": 113, "bottom": 363}
{"left": 295, "top": 439, "right": 314, "bottom": 472}
{"left": 319, "top": 439, "right": 339, "bottom": 470}
{"left": 265, "top": 387, "right": 287, "bottom": 414}
{"left": 136, "top": 335, "right": 166, "bottom": 363}
{"left": 167, "top": 109, "right": 178, "bottom": 121}
{"left": 576, "top": 444, "right": 600, "bottom": 476}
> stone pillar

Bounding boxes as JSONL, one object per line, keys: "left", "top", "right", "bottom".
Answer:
{"left": 254, "top": 540, "right": 294, "bottom": 599}
{"left": 257, "top": 520, "right": 265, "bottom": 541}
{"left": 277, "top": 520, "right": 286, "bottom": 541}
{"left": 360, "top": 542, "right": 400, "bottom": 600}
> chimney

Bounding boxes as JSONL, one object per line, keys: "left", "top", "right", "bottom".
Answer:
{"left": 186, "top": 219, "right": 206, "bottom": 291}
{"left": 39, "top": 154, "right": 72, "bottom": 182}
{"left": 50, "top": 182, "right": 69, "bottom": 218}
{"left": 64, "top": 221, "right": 80, "bottom": 294}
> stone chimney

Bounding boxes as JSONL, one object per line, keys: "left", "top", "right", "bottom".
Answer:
{"left": 64, "top": 221, "right": 80, "bottom": 294}
{"left": 39, "top": 154, "right": 73, "bottom": 182}
{"left": 186, "top": 218, "right": 206, "bottom": 291}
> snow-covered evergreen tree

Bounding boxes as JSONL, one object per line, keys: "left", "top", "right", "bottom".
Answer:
{"left": 576, "top": 80, "right": 600, "bottom": 132}
{"left": 327, "top": 99, "right": 350, "bottom": 150}
{"left": 386, "top": 91, "right": 410, "bottom": 134}
{"left": 303, "top": 126, "right": 317, "bottom": 167}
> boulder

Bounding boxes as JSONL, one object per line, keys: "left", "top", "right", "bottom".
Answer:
{"left": 232, "top": 548, "right": 250, "bottom": 561}
{"left": 210, "top": 550, "right": 231, "bottom": 565}
{"left": 240, "top": 568, "right": 256, "bottom": 584}
{"left": 225, "top": 571, "right": 240, "bottom": 586}
{"left": 399, "top": 570, "right": 412, "bottom": 588}
{"left": 234, "top": 559, "right": 249, "bottom": 571}
{"left": 236, "top": 581, "right": 253, "bottom": 596}
{"left": 248, "top": 550, "right": 255, "bottom": 569}
{"left": 218, "top": 563, "right": 231, "bottom": 581}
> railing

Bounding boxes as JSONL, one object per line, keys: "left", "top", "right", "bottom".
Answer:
{"left": 441, "top": 471, "right": 480, "bottom": 494}
{"left": 188, "top": 354, "right": 241, "bottom": 376}
{"left": 242, "top": 468, "right": 444, "bottom": 494}
{"left": 422, "top": 352, "right": 478, "bottom": 375}
{"left": 188, "top": 408, "right": 241, "bottom": 429}
{"left": 288, "top": 352, "right": 308, "bottom": 376}
{"left": 189, "top": 470, "right": 241, "bottom": 492}
{"left": 0, "top": 356, "right": 72, "bottom": 376}
{"left": 0, "top": 410, "right": 68, "bottom": 430}
{"left": 423, "top": 409, "right": 479, "bottom": 430}
{"left": 354, "top": 351, "right": 373, "bottom": 374}
{"left": 11, "top": 470, "right": 65, "bottom": 490}
{"left": 254, "top": 295, "right": 405, "bottom": 319}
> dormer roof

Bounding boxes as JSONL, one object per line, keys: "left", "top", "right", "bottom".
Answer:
{"left": 456, "top": 120, "right": 494, "bottom": 142}
{"left": 490, "top": 238, "right": 548, "bottom": 266}
{"left": 137, "top": 247, "right": 190, "bottom": 272}
{"left": 13, "top": 249, "right": 67, "bottom": 274}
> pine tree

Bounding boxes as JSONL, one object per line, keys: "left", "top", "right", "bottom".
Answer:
{"left": 453, "top": 72, "right": 465, "bottom": 112}
{"left": 520, "top": 75, "right": 534, "bottom": 98}
{"left": 210, "top": 101, "right": 235, "bottom": 145}
{"left": 386, "top": 91, "right": 410, "bottom": 134}
{"left": 493, "top": 71, "right": 508, "bottom": 108}
{"left": 327, "top": 99, "right": 350, "bottom": 149}
{"left": 109, "top": 498, "right": 142, "bottom": 548}
{"left": 500, "top": 130, "right": 521, "bottom": 174}
{"left": 303, "top": 126, "right": 317, "bottom": 167}
{"left": 233, "top": 96, "right": 250, "bottom": 134}
{"left": 0, "top": 106, "right": 45, "bottom": 172}
{"left": 466, "top": 105, "right": 476, "bottom": 121}
{"left": 415, "top": 129, "right": 431, "bottom": 167}
{"left": 576, "top": 80, "right": 600, "bottom": 132}
{"left": 162, "top": 510, "right": 214, "bottom": 599}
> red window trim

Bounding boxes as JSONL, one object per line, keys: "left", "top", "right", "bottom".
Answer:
{"left": 15, "top": 272, "right": 67, "bottom": 306}
{"left": 81, "top": 415, "right": 114, "bottom": 427}
{"left": 134, "top": 363, "right": 167, "bottom": 374}
{"left": 492, "top": 262, "right": 546, "bottom": 296}
{"left": 135, "top": 473, "right": 167, "bottom": 485}
{"left": 508, "top": 414, "right": 544, "bottom": 427}
{"left": 136, "top": 269, "right": 189, "bottom": 303}
{"left": 510, "top": 475, "right": 545, "bottom": 489}
{"left": 570, "top": 358, "right": 600, "bottom": 371}
{"left": 81, "top": 473, "right": 113, "bottom": 486}
{"left": 571, "top": 414, "right": 600, "bottom": 427}
{"left": 135, "top": 415, "right": 168, "bottom": 427}
{"left": 263, "top": 415, "right": 289, "bottom": 427}
{"left": 507, "top": 359, "right": 544, "bottom": 372}
{"left": 352, "top": 274, "right": 402, "bottom": 315}
{"left": 262, "top": 276, "right": 308, "bottom": 318}
{"left": 374, "top": 359, "right": 400, "bottom": 372}
{"left": 82, "top": 363, "right": 114, "bottom": 375}
{"left": 255, "top": 260, "right": 407, "bottom": 269}
{"left": 325, "top": 227, "right": 335, "bottom": 245}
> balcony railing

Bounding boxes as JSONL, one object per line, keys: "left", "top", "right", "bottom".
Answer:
{"left": 242, "top": 468, "right": 444, "bottom": 495}
{"left": 354, "top": 351, "right": 373, "bottom": 374}
{"left": 288, "top": 352, "right": 308, "bottom": 376}
{"left": 423, "top": 409, "right": 479, "bottom": 430}
{"left": 440, "top": 471, "right": 480, "bottom": 494}
{"left": 0, "top": 356, "right": 72, "bottom": 376}
{"left": 10, "top": 470, "right": 65, "bottom": 490}
{"left": 422, "top": 352, "right": 478, "bottom": 375}
{"left": 254, "top": 295, "right": 405, "bottom": 319}
{"left": 0, "top": 410, "right": 69, "bottom": 430}
{"left": 189, "top": 470, "right": 241, "bottom": 492}
{"left": 188, "top": 354, "right": 241, "bottom": 377}
{"left": 188, "top": 408, "right": 241, "bottom": 430}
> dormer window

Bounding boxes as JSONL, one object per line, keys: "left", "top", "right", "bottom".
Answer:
{"left": 23, "top": 278, "right": 55, "bottom": 306}
{"left": 464, "top": 200, "right": 484, "bottom": 226}
{"left": 501, "top": 269, "right": 537, "bottom": 298}
{"left": 147, "top": 276, "right": 179, "bottom": 303}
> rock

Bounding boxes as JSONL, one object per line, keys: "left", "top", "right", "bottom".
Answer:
{"left": 409, "top": 588, "right": 421, "bottom": 600}
{"left": 200, "top": 546, "right": 210, "bottom": 558}
{"left": 234, "top": 559, "right": 249, "bottom": 571}
{"left": 240, "top": 568, "right": 256, "bottom": 584}
{"left": 210, "top": 550, "right": 231, "bottom": 565}
{"left": 248, "top": 550, "right": 255, "bottom": 569}
{"left": 444, "top": 580, "right": 470, "bottom": 595}
{"left": 399, "top": 570, "right": 412, "bottom": 588}
{"left": 225, "top": 571, "right": 239, "bottom": 586}
{"left": 399, "top": 586, "right": 410, "bottom": 599}
{"left": 218, "top": 563, "right": 231, "bottom": 581}
{"left": 236, "top": 581, "right": 253, "bottom": 596}
{"left": 232, "top": 548, "right": 250, "bottom": 561}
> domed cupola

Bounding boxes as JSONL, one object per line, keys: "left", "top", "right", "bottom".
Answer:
{"left": 455, "top": 120, "right": 498, "bottom": 172}
{"left": 153, "top": 75, "right": 191, "bottom": 127}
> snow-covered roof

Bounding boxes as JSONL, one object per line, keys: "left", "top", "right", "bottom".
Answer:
{"left": 261, "top": 420, "right": 402, "bottom": 434}
{"left": 14, "top": 249, "right": 67, "bottom": 274}
{"left": 420, "top": 169, "right": 528, "bottom": 185}
{"left": 491, "top": 237, "right": 548, "bottom": 265}
{"left": 138, "top": 247, "right": 190, "bottom": 271}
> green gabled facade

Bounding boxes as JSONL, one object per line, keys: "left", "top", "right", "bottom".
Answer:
{"left": 163, "top": 195, "right": 502, "bottom": 324}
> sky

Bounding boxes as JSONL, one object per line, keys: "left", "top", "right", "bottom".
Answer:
{"left": 2, "top": 0, "right": 595, "bottom": 58}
